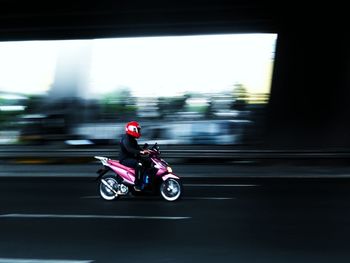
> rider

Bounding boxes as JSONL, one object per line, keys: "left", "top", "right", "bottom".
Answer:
{"left": 119, "top": 121, "right": 150, "bottom": 191}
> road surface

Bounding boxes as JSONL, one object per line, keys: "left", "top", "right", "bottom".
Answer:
{"left": 0, "top": 176, "right": 350, "bottom": 262}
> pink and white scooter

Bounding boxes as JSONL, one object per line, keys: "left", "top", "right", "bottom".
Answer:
{"left": 94, "top": 143, "right": 182, "bottom": 201}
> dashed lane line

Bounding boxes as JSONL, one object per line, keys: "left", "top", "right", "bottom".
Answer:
{"left": 0, "top": 259, "right": 93, "bottom": 263}
{"left": 184, "top": 184, "right": 259, "bottom": 187}
{"left": 80, "top": 195, "right": 234, "bottom": 200}
{"left": 0, "top": 214, "right": 190, "bottom": 220}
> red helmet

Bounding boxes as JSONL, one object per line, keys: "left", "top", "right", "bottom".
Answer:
{"left": 125, "top": 121, "right": 141, "bottom": 138}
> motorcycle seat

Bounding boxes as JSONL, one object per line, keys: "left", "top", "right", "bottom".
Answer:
{"left": 108, "top": 159, "right": 134, "bottom": 172}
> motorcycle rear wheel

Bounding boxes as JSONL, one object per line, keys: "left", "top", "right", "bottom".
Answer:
{"left": 160, "top": 178, "right": 182, "bottom": 201}
{"left": 99, "top": 175, "right": 120, "bottom": 201}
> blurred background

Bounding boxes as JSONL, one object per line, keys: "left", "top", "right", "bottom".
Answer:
{"left": 0, "top": 34, "right": 277, "bottom": 164}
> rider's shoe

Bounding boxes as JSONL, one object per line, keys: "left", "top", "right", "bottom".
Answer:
{"left": 133, "top": 185, "right": 142, "bottom": 192}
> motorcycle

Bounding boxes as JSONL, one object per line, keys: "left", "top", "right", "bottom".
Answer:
{"left": 94, "top": 143, "right": 183, "bottom": 202}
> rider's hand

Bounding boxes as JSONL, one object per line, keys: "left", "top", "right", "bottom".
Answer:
{"left": 140, "top": 150, "right": 150, "bottom": 155}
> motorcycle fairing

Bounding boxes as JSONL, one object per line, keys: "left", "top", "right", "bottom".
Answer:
{"left": 107, "top": 159, "right": 135, "bottom": 185}
{"left": 162, "top": 174, "right": 180, "bottom": 181}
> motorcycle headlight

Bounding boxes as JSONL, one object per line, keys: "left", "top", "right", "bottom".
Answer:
{"left": 167, "top": 166, "right": 173, "bottom": 173}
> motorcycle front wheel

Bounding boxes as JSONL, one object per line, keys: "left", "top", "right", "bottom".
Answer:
{"left": 99, "top": 175, "right": 120, "bottom": 201}
{"left": 160, "top": 178, "right": 182, "bottom": 201}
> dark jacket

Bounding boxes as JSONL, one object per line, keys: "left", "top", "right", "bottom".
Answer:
{"left": 119, "top": 134, "right": 142, "bottom": 161}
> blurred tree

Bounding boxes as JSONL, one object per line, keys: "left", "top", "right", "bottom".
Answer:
{"left": 0, "top": 94, "right": 27, "bottom": 129}
{"left": 205, "top": 99, "right": 214, "bottom": 119}
{"left": 231, "top": 83, "right": 248, "bottom": 111}
{"left": 157, "top": 94, "right": 188, "bottom": 118}
{"left": 101, "top": 87, "right": 137, "bottom": 120}
{"left": 25, "top": 95, "right": 44, "bottom": 113}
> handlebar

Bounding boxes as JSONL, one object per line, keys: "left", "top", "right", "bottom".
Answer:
{"left": 143, "top": 142, "right": 160, "bottom": 152}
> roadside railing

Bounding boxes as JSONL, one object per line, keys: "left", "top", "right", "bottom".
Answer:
{"left": 1, "top": 145, "right": 350, "bottom": 164}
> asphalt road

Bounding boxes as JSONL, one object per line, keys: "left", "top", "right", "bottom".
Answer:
{"left": 1, "top": 176, "right": 350, "bottom": 263}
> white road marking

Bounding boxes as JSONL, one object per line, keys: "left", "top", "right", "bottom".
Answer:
{"left": 0, "top": 259, "right": 93, "bottom": 263}
{"left": 0, "top": 214, "right": 190, "bottom": 220}
{"left": 81, "top": 196, "right": 234, "bottom": 200}
{"left": 184, "top": 184, "right": 258, "bottom": 187}
{"left": 184, "top": 197, "right": 234, "bottom": 200}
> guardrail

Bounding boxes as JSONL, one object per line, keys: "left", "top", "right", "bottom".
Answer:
{"left": 1, "top": 147, "right": 350, "bottom": 161}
